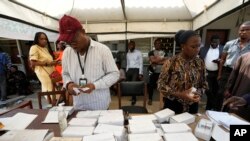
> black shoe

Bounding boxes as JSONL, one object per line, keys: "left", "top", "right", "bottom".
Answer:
{"left": 131, "top": 99, "right": 136, "bottom": 105}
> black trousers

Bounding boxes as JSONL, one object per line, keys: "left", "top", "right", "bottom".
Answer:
{"left": 163, "top": 98, "right": 198, "bottom": 114}
{"left": 148, "top": 73, "right": 160, "bottom": 100}
{"left": 126, "top": 68, "right": 139, "bottom": 100}
{"left": 205, "top": 70, "right": 221, "bottom": 111}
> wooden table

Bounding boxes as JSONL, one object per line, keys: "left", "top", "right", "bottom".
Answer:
{"left": 0, "top": 108, "right": 77, "bottom": 137}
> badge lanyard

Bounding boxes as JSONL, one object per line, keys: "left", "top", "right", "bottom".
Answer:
{"left": 77, "top": 47, "right": 89, "bottom": 78}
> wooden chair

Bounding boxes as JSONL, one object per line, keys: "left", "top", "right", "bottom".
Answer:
{"left": 37, "top": 90, "right": 68, "bottom": 109}
{"left": 118, "top": 81, "right": 148, "bottom": 113}
{"left": 0, "top": 100, "right": 33, "bottom": 115}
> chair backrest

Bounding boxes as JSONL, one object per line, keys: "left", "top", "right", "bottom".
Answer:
{"left": 37, "top": 90, "right": 67, "bottom": 109}
{"left": 0, "top": 100, "right": 33, "bottom": 115}
{"left": 118, "top": 81, "right": 147, "bottom": 109}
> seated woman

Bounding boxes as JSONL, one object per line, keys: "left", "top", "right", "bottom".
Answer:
{"left": 8, "top": 65, "right": 32, "bottom": 95}
{"left": 158, "top": 30, "right": 208, "bottom": 114}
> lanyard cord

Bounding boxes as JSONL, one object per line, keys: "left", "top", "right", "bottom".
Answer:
{"left": 77, "top": 47, "right": 89, "bottom": 75}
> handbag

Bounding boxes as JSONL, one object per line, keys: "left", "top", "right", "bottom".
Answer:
{"left": 49, "top": 70, "right": 62, "bottom": 83}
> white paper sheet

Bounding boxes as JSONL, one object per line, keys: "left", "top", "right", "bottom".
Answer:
{"left": 68, "top": 118, "right": 97, "bottom": 127}
{"left": 42, "top": 110, "right": 69, "bottom": 123}
{"left": 0, "top": 129, "right": 49, "bottom": 141}
{"left": 0, "top": 113, "right": 37, "bottom": 130}
{"left": 161, "top": 123, "right": 191, "bottom": 133}
{"left": 163, "top": 132, "right": 198, "bottom": 141}
{"left": 62, "top": 126, "right": 94, "bottom": 137}
{"left": 128, "top": 133, "right": 163, "bottom": 141}
{"left": 76, "top": 111, "right": 101, "bottom": 118}
{"left": 84, "top": 133, "right": 116, "bottom": 141}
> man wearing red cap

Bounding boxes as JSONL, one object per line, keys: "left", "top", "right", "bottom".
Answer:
{"left": 58, "top": 15, "right": 119, "bottom": 110}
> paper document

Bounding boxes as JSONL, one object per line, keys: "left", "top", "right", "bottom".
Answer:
{"left": 0, "top": 113, "right": 37, "bottom": 130}
{"left": 0, "top": 129, "right": 49, "bottom": 141}
{"left": 73, "top": 87, "right": 89, "bottom": 95}
{"left": 42, "top": 110, "right": 69, "bottom": 123}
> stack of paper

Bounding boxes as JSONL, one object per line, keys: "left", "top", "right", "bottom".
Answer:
{"left": 76, "top": 110, "right": 101, "bottom": 118}
{"left": 83, "top": 133, "right": 116, "bottom": 141}
{"left": 163, "top": 132, "right": 198, "bottom": 141}
{"left": 130, "top": 114, "right": 157, "bottom": 123}
{"left": 0, "top": 113, "right": 37, "bottom": 130}
{"left": 50, "top": 106, "right": 74, "bottom": 116}
{"left": 161, "top": 123, "right": 191, "bottom": 133}
{"left": 154, "top": 108, "right": 175, "bottom": 123}
{"left": 62, "top": 126, "right": 95, "bottom": 137}
{"left": 68, "top": 118, "right": 97, "bottom": 127}
{"left": 128, "top": 120, "right": 157, "bottom": 134}
{"left": 194, "top": 119, "right": 213, "bottom": 141}
{"left": 128, "top": 133, "right": 163, "bottom": 141}
{"left": 206, "top": 110, "right": 250, "bottom": 130}
{"left": 49, "top": 137, "right": 82, "bottom": 141}
{"left": 98, "top": 114, "right": 124, "bottom": 126}
{"left": 211, "top": 124, "right": 229, "bottom": 141}
{"left": 0, "top": 129, "right": 49, "bottom": 141}
{"left": 169, "top": 112, "right": 195, "bottom": 124}
{"left": 93, "top": 124, "right": 126, "bottom": 141}
{"left": 100, "top": 110, "right": 123, "bottom": 116}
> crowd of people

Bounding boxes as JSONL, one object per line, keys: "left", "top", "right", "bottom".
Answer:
{"left": 1, "top": 14, "right": 250, "bottom": 121}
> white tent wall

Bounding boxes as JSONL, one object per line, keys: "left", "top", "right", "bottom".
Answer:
{"left": 193, "top": 0, "right": 249, "bottom": 30}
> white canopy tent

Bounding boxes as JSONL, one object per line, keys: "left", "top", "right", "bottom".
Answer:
{"left": 0, "top": 0, "right": 249, "bottom": 41}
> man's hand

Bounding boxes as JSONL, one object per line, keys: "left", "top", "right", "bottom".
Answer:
{"left": 67, "top": 82, "right": 78, "bottom": 95}
{"left": 79, "top": 83, "right": 95, "bottom": 94}
{"left": 223, "top": 96, "right": 247, "bottom": 110}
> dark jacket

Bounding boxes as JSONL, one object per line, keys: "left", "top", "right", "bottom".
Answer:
{"left": 199, "top": 45, "right": 224, "bottom": 60}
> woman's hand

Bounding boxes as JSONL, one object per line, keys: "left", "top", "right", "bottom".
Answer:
{"left": 178, "top": 88, "right": 200, "bottom": 103}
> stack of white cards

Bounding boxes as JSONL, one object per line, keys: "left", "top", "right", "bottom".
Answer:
{"left": 194, "top": 119, "right": 213, "bottom": 141}
{"left": 68, "top": 118, "right": 97, "bottom": 127}
{"left": 154, "top": 108, "right": 175, "bottom": 123}
{"left": 169, "top": 112, "right": 195, "bottom": 124}
{"left": 76, "top": 110, "right": 101, "bottom": 119}
{"left": 62, "top": 126, "right": 95, "bottom": 137}
{"left": 163, "top": 132, "right": 198, "bottom": 141}
{"left": 128, "top": 120, "right": 157, "bottom": 134}
{"left": 83, "top": 133, "right": 116, "bottom": 141}
{"left": 128, "top": 133, "right": 163, "bottom": 141}
{"left": 161, "top": 123, "right": 191, "bottom": 133}
{"left": 94, "top": 124, "right": 126, "bottom": 141}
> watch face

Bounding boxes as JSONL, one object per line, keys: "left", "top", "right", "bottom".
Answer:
{"left": 79, "top": 78, "right": 87, "bottom": 86}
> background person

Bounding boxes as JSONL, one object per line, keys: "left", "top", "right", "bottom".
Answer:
{"left": 158, "top": 30, "right": 207, "bottom": 114}
{"left": 58, "top": 15, "right": 119, "bottom": 110}
{"left": 126, "top": 40, "right": 143, "bottom": 105}
{"left": 199, "top": 35, "right": 224, "bottom": 111}
{"left": 29, "top": 32, "right": 59, "bottom": 93}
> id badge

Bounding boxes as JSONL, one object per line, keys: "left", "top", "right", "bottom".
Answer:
{"left": 79, "top": 78, "right": 87, "bottom": 86}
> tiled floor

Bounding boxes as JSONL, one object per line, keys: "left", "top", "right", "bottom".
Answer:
{"left": 1, "top": 88, "right": 207, "bottom": 114}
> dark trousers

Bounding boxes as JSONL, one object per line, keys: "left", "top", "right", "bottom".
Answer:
{"left": 217, "top": 66, "right": 232, "bottom": 107}
{"left": 148, "top": 73, "right": 160, "bottom": 100}
{"left": 126, "top": 68, "right": 139, "bottom": 100}
{"left": 163, "top": 98, "right": 198, "bottom": 114}
{"left": 205, "top": 70, "right": 221, "bottom": 111}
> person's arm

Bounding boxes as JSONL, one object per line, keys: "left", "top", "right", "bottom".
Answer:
{"left": 92, "top": 46, "right": 120, "bottom": 90}
{"left": 217, "top": 52, "right": 227, "bottom": 80}
{"left": 138, "top": 51, "right": 143, "bottom": 76}
{"left": 223, "top": 96, "right": 248, "bottom": 110}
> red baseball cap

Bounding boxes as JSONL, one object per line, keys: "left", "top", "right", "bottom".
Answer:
{"left": 58, "top": 15, "right": 83, "bottom": 43}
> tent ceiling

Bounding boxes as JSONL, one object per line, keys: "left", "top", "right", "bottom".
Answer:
{"left": 0, "top": 0, "right": 248, "bottom": 41}
{"left": 11, "top": 0, "right": 217, "bottom": 23}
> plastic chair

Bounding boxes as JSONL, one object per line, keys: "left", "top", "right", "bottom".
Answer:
{"left": 117, "top": 81, "right": 148, "bottom": 113}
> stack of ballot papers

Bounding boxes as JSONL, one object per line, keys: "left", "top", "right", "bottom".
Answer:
{"left": 50, "top": 106, "right": 74, "bottom": 116}
{"left": 206, "top": 110, "right": 250, "bottom": 130}
{"left": 100, "top": 110, "right": 123, "bottom": 116}
{"left": 68, "top": 118, "right": 97, "bottom": 127}
{"left": 76, "top": 110, "right": 101, "bottom": 118}
{"left": 154, "top": 108, "right": 175, "bottom": 123}
{"left": 130, "top": 114, "right": 157, "bottom": 123}
{"left": 160, "top": 123, "right": 191, "bottom": 133}
{"left": 128, "top": 133, "right": 163, "bottom": 141}
{"left": 169, "top": 112, "right": 195, "bottom": 124}
{"left": 194, "top": 119, "right": 213, "bottom": 141}
{"left": 49, "top": 137, "right": 82, "bottom": 141}
{"left": 93, "top": 124, "right": 126, "bottom": 141}
{"left": 0, "top": 129, "right": 50, "bottom": 141}
{"left": 163, "top": 132, "right": 198, "bottom": 141}
{"left": 83, "top": 133, "right": 116, "bottom": 141}
{"left": 62, "top": 126, "right": 95, "bottom": 137}
{"left": 98, "top": 114, "right": 124, "bottom": 126}
{"left": 128, "top": 120, "right": 157, "bottom": 134}
{"left": 0, "top": 113, "right": 37, "bottom": 130}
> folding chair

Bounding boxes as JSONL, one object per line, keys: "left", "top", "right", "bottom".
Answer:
{"left": 118, "top": 81, "right": 148, "bottom": 113}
